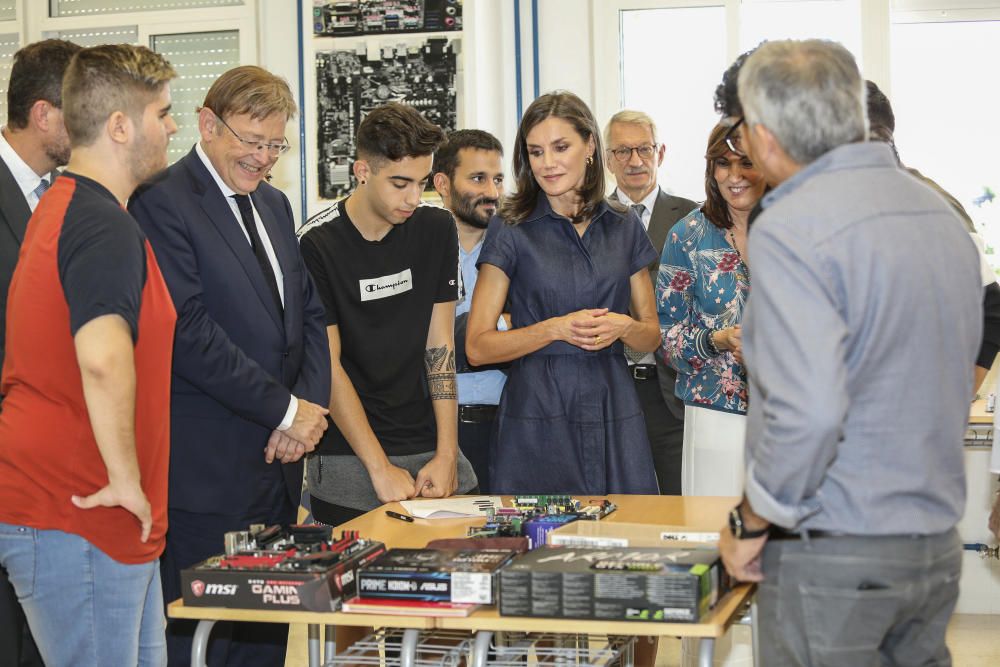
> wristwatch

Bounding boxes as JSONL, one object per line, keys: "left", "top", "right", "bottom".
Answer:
{"left": 728, "top": 505, "right": 769, "bottom": 539}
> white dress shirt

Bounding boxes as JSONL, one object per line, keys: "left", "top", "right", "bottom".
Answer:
{"left": 0, "top": 127, "right": 50, "bottom": 212}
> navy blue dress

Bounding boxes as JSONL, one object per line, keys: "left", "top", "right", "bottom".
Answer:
{"left": 477, "top": 197, "right": 660, "bottom": 494}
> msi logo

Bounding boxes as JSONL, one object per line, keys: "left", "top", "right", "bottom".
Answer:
{"left": 190, "top": 580, "right": 206, "bottom": 597}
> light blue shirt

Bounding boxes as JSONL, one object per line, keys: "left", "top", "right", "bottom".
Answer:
{"left": 457, "top": 238, "right": 506, "bottom": 405}
{"left": 743, "top": 142, "right": 981, "bottom": 535}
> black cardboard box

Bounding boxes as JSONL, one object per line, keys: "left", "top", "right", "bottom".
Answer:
{"left": 358, "top": 548, "right": 516, "bottom": 604}
{"left": 181, "top": 540, "right": 386, "bottom": 612}
{"left": 499, "top": 545, "right": 727, "bottom": 623}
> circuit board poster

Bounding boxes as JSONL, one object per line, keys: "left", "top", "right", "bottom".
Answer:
{"left": 312, "top": 2, "right": 462, "bottom": 200}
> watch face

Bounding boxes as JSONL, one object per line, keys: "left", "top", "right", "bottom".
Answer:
{"left": 728, "top": 507, "right": 741, "bottom": 537}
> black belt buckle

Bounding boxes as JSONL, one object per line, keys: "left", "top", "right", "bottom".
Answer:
{"left": 458, "top": 404, "right": 498, "bottom": 424}
{"left": 631, "top": 364, "right": 656, "bottom": 381}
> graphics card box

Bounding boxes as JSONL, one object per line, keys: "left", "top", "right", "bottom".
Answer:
{"left": 499, "top": 545, "right": 727, "bottom": 623}
{"left": 181, "top": 540, "right": 386, "bottom": 612}
{"left": 358, "top": 548, "right": 516, "bottom": 604}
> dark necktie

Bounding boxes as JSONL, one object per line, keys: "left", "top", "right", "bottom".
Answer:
{"left": 231, "top": 194, "right": 283, "bottom": 314}
{"left": 625, "top": 203, "right": 649, "bottom": 364}
{"left": 33, "top": 178, "right": 50, "bottom": 200}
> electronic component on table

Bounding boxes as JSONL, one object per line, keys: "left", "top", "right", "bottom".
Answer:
{"left": 181, "top": 526, "right": 386, "bottom": 611}
{"left": 467, "top": 497, "right": 618, "bottom": 544}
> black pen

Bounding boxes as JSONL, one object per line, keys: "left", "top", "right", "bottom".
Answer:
{"left": 385, "top": 510, "right": 414, "bottom": 523}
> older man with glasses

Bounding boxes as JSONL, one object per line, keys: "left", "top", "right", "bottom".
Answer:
{"left": 603, "top": 110, "right": 696, "bottom": 496}
{"left": 129, "top": 66, "right": 331, "bottom": 667}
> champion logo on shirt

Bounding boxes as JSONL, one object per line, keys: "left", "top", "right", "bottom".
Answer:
{"left": 360, "top": 268, "right": 413, "bottom": 301}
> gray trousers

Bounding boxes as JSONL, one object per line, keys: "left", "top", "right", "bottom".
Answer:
{"left": 757, "top": 528, "right": 961, "bottom": 667}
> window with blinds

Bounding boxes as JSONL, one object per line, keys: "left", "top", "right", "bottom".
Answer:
{"left": 49, "top": 0, "right": 242, "bottom": 18}
{"left": 48, "top": 26, "right": 140, "bottom": 47}
{"left": 0, "top": 33, "right": 19, "bottom": 124}
{"left": 151, "top": 30, "right": 240, "bottom": 164}
{"left": 0, "top": 0, "right": 15, "bottom": 21}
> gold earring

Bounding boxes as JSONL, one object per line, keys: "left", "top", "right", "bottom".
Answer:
{"left": 586, "top": 155, "right": 594, "bottom": 166}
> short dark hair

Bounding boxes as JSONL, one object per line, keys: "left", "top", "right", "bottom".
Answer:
{"left": 713, "top": 46, "right": 760, "bottom": 118}
{"left": 432, "top": 129, "right": 503, "bottom": 180}
{"left": 865, "top": 80, "right": 895, "bottom": 134}
{"left": 63, "top": 44, "right": 176, "bottom": 147}
{"left": 499, "top": 91, "right": 608, "bottom": 226}
{"left": 356, "top": 103, "right": 445, "bottom": 167}
{"left": 6, "top": 39, "right": 82, "bottom": 129}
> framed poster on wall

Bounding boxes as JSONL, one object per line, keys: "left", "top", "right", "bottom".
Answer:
{"left": 302, "top": 1, "right": 464, "bottom": 218}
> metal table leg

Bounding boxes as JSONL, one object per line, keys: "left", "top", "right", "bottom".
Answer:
{"left": 698, "top": 637, "right": 715, "bottom": 667}
{"left": 751, "top": 597, "right": 760, "bottom": 666}
{"left": 324, "top": 625, "right": 336, "bottom": 665}
{"left": 191, "top": 620, "right": 216, "bottom": 667}
{"left": 399, "top": 628, "right": 420, "bottom": 667}
{"left": 308, "top": 624, "right": 321, "bottom": 667}
{"left": 470, "top": 630, "right": 493, "bottom": 667}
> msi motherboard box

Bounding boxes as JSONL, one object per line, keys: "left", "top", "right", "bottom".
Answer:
{"left": 181, "top": 528, "right": 386, "bottom": 612}
{"left": 357, "top": 548, "right": 516, "bottom": 604}
{"left": 499, "top": 545, "right": 728, "bottom": 623}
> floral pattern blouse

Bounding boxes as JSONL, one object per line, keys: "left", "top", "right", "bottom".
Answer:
{"left": 656, "top": 209, "right": 749, "bottom": 414}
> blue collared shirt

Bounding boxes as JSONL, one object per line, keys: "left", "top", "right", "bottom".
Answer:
{"left": 457, "top": 237, "right": 506, "bottom": 405}
{"left": 742, "top": 142, "right": 981, "bottom": 535}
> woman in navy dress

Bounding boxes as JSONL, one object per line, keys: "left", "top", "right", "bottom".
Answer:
{"left": 465, "top": 91, "right": 660, "bottom": 495}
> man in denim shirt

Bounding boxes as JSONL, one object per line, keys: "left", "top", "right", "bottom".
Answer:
{"left": 720, "top": 39, "right": 981, "bottom": 665}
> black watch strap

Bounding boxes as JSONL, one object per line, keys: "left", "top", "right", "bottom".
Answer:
{"left": 729, "top": 506, "right": 769, "bottom": 539}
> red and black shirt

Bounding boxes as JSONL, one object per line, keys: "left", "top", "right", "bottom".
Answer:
{"left": 0, "top": 173, "right": 175, "bottom": 564}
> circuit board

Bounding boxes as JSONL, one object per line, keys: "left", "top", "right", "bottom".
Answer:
{"left": 315, "top": 37, "right": 457, "bottom": 200}
{"left": 468, "top": 497, "right": 618, "bottom": 542}
{"left": 313, "top": 0, "right": 462, "bottom": 37}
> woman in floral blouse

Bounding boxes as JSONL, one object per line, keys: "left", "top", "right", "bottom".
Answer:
{"left": 655, "top": 120, "right": 766, "bottom": 495}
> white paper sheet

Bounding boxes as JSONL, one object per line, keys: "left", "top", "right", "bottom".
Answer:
{"left": 399, "top": 496, "right": 502, "bottom": 519}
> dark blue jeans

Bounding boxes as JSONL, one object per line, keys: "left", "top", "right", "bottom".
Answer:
{"left": 758, "top": 528, "right": 961, "bottom": 666}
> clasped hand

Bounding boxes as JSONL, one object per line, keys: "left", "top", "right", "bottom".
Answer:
{"left": 370, "top": 454, "right": 458, "bottom": 504}
{"left": 559, "top": 308, "right": 633, "bottom": 351}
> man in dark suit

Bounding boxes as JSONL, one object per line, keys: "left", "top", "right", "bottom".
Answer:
{"left": 604, "top": 110, "right": 696, "bottom": 495}
{"left": 129, "top": 66, "right": 331, "bottom": 667}
{"left": 0, "top": 38, "right": 81, "bottom": 667}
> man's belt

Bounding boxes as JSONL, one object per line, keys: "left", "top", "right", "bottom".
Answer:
{"left": 630, "top": 364, "right": 657, "bottom": 381}
{"left": 769, "top": 528, "right": 841, "bottom": 541}
{"left": 458, "top": 404, "right": 498, "bottom": 423}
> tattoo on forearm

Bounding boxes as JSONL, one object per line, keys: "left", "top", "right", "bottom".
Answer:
{"left": 425, "top": 346, "right": 457, "bottom": 400}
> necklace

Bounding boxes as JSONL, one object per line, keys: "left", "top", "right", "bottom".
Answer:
{"left": 728, "top": 229, "right": 742, "bottom": 259}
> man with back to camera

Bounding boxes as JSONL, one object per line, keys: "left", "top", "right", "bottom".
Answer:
{"left": 129, "top": 66, "right": 331, "bottom": 666}
{"left": 0, "top": 43, "right": 178, "bottom": 666}
{"left": 298, "top": 103, "right": 478, "bottom": 529}
{"left": 603, "top": 110, "right": 696, "bottom": 496}
{"left": 0, "top": 37, "right": 81, "bottom": 667}
{"left": 719, "top": 39, "right": 981, "bottom": 665}
{"left": 431, "top": 129, "right": 506, "bottom": 492}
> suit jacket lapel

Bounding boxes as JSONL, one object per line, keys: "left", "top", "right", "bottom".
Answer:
{"left": 0, "top": 158, "right": 31, "bottom": 244}
{"left": 183, "top": 151, "right": 284, "bottom": 334}
{"left": 647, "top": 189, "right": 676, "bottom": 257}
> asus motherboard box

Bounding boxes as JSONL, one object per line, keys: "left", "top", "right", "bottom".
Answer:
{"left": 358, "top": 548, "right": 516, "bottom": 604}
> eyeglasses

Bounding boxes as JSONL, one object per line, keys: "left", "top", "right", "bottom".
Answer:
{"left": 724, "top": 117, "right": 746, "bottom": 157}
{"left": 212, "top": 111, "right": 290, "bottom": 157}
{"left": 607, "top": 144, "right": 657, "bottom": 162}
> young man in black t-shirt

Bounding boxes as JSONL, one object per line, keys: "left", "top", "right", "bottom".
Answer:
{"left": 298, "top": 103, "right": 477, "bottom": 526}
